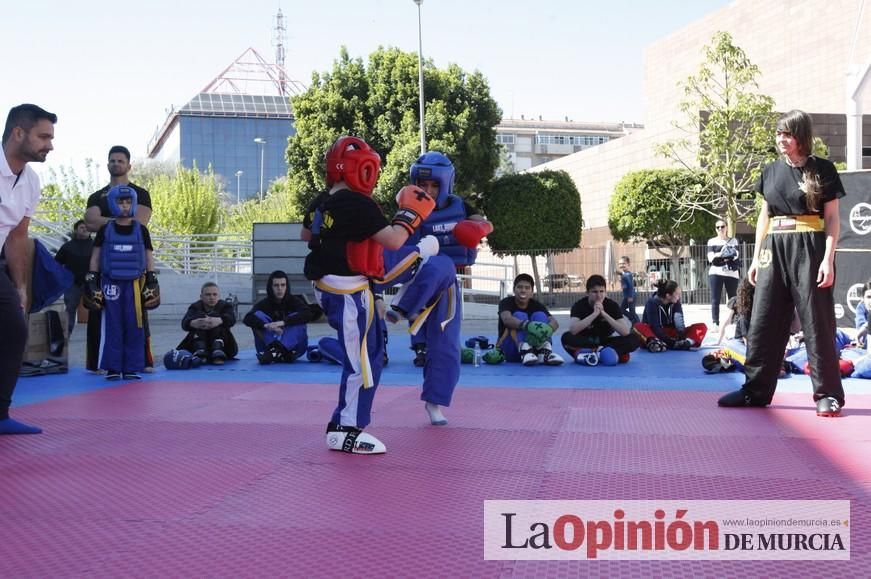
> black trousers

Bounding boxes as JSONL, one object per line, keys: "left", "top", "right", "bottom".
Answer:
{"left": 742, "top": 231, "right": 843, "bottom": 405}
{"left": 561, "top": 331, "right": 641, "bottom": 358}
{"left": 0, "top": 265, "right": 28, "bottom": 419}
{"left": 709, "top": 274, "right": 739, "bottom": 325}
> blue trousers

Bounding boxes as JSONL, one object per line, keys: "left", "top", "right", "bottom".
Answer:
{"left": 377, "top": 250, "right": 461, "bottom": 407}
{"left": 99, "top": 277, "right": 145, "bottom": 373}
{"left": 316, "top": 283, "right": 383, "bottom": 429}
{"left": 498, "top": 311, "right": 549, "bottom": 362}
{"left": 251, "top": 310, "right": 308, "bottom": 355}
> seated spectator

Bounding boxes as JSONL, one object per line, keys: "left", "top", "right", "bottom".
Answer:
{"left": 635, "top": 279, "right": 707, "bottom": 352}
{"left": 706, "top": 278, "right": 801, "bottom": 375}
{"left": 178, "top": 281, "right": 238, "bottom": 365}
{"left": 856, "top": 280, "right": 870, "bottom": 349}
{"left": 561, "top": 274, "right": 640, "bottom": 365}
{"left": 243, "top": 270, "right": 319, "bottom": 364}
{"left": 495, "top": 273, "right": 564, "bottom": 366}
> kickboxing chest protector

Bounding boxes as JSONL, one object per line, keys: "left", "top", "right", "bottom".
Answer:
{"left": 101, "top": 221, "right": 146, "bottom": 280}
{"left": 420, "top": 195, "right": 477, "bottom": 266}
{"left": 308, "top": 193, "right": 385, "bottom": 279}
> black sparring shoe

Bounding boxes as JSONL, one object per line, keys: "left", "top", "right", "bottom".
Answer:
{"left": 193, "top": 340, "right": 208, "bottom": 359}
{"left": 717, "top": 389, "right": 768, "bottom": 408}
{"left": 815, "top": 397, "right": 842, "bottom": 418}
{"left": 646, "top": 339, "right": 666, "bottom": 353}
{"left": 673, "top": 339, "right": 693, "bottom": 350}
{"left": 412, "top": 345, "right": 427, "bottom": 368}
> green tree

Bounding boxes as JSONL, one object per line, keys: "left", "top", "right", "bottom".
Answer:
{"left": 609, "top": 169, "right": 715, "bottom": 279}
{"left": 224, "top": 177, "right": 302, "bottom": 237}
{"left": 143, "top": 163, "right": 224, "bottom": 236}
{"left": 483, "top": 170, "right": 583, "bottom": 286}
{"left": 656, "top": 31, "right": 778, "bottom": 237}
{"left": 287, "top": 46, "right": 502, "bottom": 211}
{"left": 609, "top": 169, "right": 714, "bottom": 247}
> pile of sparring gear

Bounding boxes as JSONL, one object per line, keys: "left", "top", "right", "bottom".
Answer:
{"left": 163, "top": 349, "right": 204, "bottom": 370}
{"left": 461, "top": 336, "right": 505, "bottom": 365}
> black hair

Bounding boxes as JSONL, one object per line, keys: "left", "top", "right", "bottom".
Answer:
{"left": 513, "top": 273, "right": 534, "bottom": 289}
{"left": 108, "top": 145, "right": 131, "bottom": 161}
{"left": 735, "top": 277, "right": 755, "bottom": 316}
{"left": 586, "top": 274, "right": 606, "bottom": 291}
{"left": 73, "top": 219, "right": 86, "bottom": 231}
{"left": 653, "top": 279, "right": 679, "bottom": 298}
{"left": 863, "top": 279, "right": 871, "bottom": 294}
{"left": 201, "top": 281, "right": 219, "bottom": 292}
{"left": 3, "top": 104, "right": 57, "bottom": 144}
{"left": 777, "top": 110, "right": 823, "bottom": 212}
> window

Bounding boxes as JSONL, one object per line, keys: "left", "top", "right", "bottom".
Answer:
{"left": 497, "top": 133, "right": 515, "bottom": 145}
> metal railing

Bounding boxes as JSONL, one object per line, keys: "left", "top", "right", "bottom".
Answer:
{"left": 31, "top": 212, "right": 748, "bottom": 309}
{"left": 31, "top": 213, "right": 253, "bottom": 277}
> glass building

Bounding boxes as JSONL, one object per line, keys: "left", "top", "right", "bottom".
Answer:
{"left": 147, "top": 49, "right": 302, "bottom": 203}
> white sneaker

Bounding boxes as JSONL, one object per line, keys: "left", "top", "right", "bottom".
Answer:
{"left": 537, "top": 342, "right": 564, "bottom": 366}
{"left": 326, "top": 424, "right": 386, "bottom": 454}
{"left": 575, "top": 351, "right": 600, "bottom": 366}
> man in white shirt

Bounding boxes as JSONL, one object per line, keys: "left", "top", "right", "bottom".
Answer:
{"left": 0, "top": 103, "right": 56, "bottom": 434}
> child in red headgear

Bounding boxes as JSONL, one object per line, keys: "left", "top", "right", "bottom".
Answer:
{"left": 301, "top": 136, "right": 435, "bottom": 455}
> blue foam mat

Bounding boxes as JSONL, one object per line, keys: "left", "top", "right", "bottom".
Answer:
{"left": 13, "top": 337, "right": 871, "bottom": 408}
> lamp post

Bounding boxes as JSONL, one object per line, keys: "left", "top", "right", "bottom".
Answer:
{"left": 234, "top": 170, "right": 244, "bottom": 204}
{"left": 254, "top": 137, "right": 266, "bottom": 201}
{"left": 413, "top": 0, "right": 426, "bottom": 155}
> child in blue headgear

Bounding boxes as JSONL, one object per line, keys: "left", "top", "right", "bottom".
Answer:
{"left": 85, "top": 185, "right": 159, "bottom": 380}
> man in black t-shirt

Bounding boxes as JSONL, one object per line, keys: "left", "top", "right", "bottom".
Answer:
{"left": 496, "top": 273, "right": 563, "bottom": 365}
{"left": 54, "top": 219, "right": 94, "bottom": 335}
{"left": 84, "top": 146, "right": 154, "bottom": 372}
{"left": 301, "top": 136, "right": 435, "bottom": 455}
{"left": 561, "top": 274, "right": 640, "bottom": 365}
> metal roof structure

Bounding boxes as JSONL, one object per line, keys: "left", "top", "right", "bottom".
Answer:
{"left": 147, "top": 47, "right": 304, "bottom": 157}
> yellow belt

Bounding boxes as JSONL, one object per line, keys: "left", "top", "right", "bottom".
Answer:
{"left": 767, "top": 215, "right": 824, "bottom": 233}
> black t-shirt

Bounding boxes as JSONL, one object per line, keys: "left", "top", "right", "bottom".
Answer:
{"left": 497, "top": 296, "right": 551, "bottom": 338}
{"left": 303, "top": 189, "right": 390, "bottom": 279}
{"left": 87, "top": 183, "right": 153, "bottom": 216}
{"left": 55, "top": 238, "right": 94, "bottom": 284}
{"left": 570, "top": 296, "right": 625, "bottom": 342}
{"left": 754, "top": 157, "right": 845, "bottom": 216}
{"left": 94, "top": 221, "right": 154, "bottom": 250}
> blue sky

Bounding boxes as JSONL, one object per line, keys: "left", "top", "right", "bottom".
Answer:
{"left": 3, "top": 0, "right": 731, "bottom": 182}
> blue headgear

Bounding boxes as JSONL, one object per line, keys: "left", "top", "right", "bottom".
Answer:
{"left": 410, "top": 151, "right": 455, "bottom": 207}
{"left": 107, "top": 185, "right": 137, "bottom": 217}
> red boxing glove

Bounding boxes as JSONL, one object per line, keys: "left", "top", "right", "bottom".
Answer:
{"left": 453, "top": 219, "right": 494, "bottom": 249}
{"left": 392, "top": 185, "right": 436, "bottom": 234}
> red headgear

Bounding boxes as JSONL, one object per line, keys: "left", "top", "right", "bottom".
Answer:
{"left": 325, "top": 136, "right": 381, "bottom": 195}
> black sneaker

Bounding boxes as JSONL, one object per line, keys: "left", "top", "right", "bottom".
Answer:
{"left": 123, "top": 372, "right": 142, "bottom": 380}
{"left": 106, "top": 370, "right": 122, "bottom": 381}
{"left": 816, "top": 396, "right": 842, "bottom": 417}
{"left": 717, "top": 389, "right": 767, "bottom": 408}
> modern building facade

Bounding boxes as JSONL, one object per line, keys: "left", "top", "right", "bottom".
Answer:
{"left": 531, "top": 0, "right": 871, "bottom": 247}
{"left": 147, "top": 48, "right": 303, "bottom": 202}
{"left": 497, "top": 117, "right": 642, "bottom": 171}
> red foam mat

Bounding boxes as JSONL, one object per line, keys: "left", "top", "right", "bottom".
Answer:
{"left": 2, "top": 380, "right": 869, "bottom": 576}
